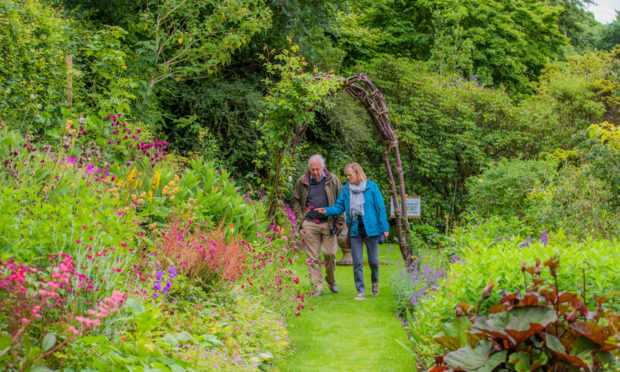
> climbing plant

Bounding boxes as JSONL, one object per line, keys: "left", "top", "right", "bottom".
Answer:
{"left": 256, "top": 41, "right": 341, "bottom": 218}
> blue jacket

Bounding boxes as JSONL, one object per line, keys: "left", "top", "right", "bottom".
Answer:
{"left": 323, "top": 180, "right": 390, "bottom": 237}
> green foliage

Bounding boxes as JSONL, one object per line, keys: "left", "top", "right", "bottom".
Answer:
{"left": 0, "top": 127, "right": 139, "bottom": 265}
{"left": 466, "top": 158, "right": 556, "bottom": 220}
{"left": 158, "top": 77, "right": 265, "bottom": 179}
{"left": 526, "top": 161, "right": 620, "bottom": 240}
{"left": 0, "top": 0, "right": 74, "bottom": 132}
{"left": 132, "top": 0, "right": 271, "bottom": 89}
{"left": 595, "top": 12, "right": 620, "bottom": 51}
{"left": 363, "top": 56, "right": 550, "bottom": 229}
{"left": 431, "top": 257, "right": 619, "bottom": 371}
{"left": 409, "top": 220, "right": 620, "bottom": 362}
{"left": 589, "top": 121, "right": 620, "bottom": 153}
{"left": 530, "top": 51, "right": 620, "bottom": 149}
{"left": 363, "top": 0, "right": 567, "bottom": 94}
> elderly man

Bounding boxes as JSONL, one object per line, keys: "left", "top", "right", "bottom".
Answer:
{"left": 292, "top": 154, "right": 344, "bottom": 296}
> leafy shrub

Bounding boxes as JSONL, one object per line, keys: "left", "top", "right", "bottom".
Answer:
{"left": 408, "top": 220, "right": 620, "bottom": 363}
{"left": 465, "top": 158, "right": 556, "bottom": 220}
{"left": 431, "top": 257, "right": 619, "bottom": 371}
{"left": 526, "top": 162, "right": 620, "bottom": 240}
{"left": 0, "top": 126, "right": 141, "bottom": 264}
{"left": 157, "top": 214, "right": 246, "bottom": 286}
{"left": 0, "top": 255, "right": 127, "bottom": 370}
{"left": 390, "top": 252, "right": 449, "bottom": 319}
{"left": 66, "top": 279, "right": 291, "bottom": 371}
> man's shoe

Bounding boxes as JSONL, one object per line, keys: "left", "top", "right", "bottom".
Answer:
{"left": 372, "top": 283, "right": 379, "bottom": 296}
{"left": 328, "top": 283, "right": 339, "bottom": 294}
{"left": 312, "top": 290, "right": 323, "bottom": 297}
{"left": 354, "top": 293, "right": 365, "bottom": 300}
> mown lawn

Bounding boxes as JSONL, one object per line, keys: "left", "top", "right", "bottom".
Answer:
{"left": 276, "top": 243, "right": 416, "bottom": 371}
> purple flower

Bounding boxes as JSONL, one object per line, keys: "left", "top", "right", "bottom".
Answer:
{"left": 154, "top": 280, "right": 162, "bottom": 291}
{"left": 163, "top": 280, "right": 171, "bottom": 293}
{"left": 155, "top": 270, "right": 163, "bottom": 280}
{"left": 169, "top": 266, "right": 177, "bottom": 278}
{"left": 541, "top": 231, "right": 548, "bottom": 246}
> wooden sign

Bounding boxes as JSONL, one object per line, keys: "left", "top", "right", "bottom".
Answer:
{"left": 389, "top": 195, "right": 421, "bottom": 218}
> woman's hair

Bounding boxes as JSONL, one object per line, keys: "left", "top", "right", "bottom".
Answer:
{"left": 344, "top": 162, "right": 367, "bottom": 182}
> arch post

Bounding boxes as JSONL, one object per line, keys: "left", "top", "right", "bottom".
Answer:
{"left": 339, "top": 74, "right": 412, "bottom": 264}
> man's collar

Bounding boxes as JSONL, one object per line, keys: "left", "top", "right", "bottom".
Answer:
{"left": 310, "top": 170, "right": 326, "bottom": 181}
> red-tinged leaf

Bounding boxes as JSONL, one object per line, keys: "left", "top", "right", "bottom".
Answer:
{"left": 557, "top": 291, "right": 579, "bottom": 304}
{"left": 457, "top": 302, "right": 475, "bottom": 314}
{"left": 500, "top": 293, "right": 518, "bottom": 305}
{"left": 505, "top": 323, "right": 545, "bottom": 344}
{"left": 546, "top": 334, "right": 589, "bottom": 369}
{"left": 539, "top": 288, "right": 556, "bottom": 303}
{"left": 571, "top": 321, "right": 617, "bottom": 351}
{"left": 434, "top": 355, "right": 445, "bottom": 365}
{"left": 520, "top": 293, "right": 539, "bottom": 306}
{"left": 489, "top": 304, "right": 505, "bottom": 313}
{"left": 444, "top": 341, "right": 507, "bottom": 371}
{"left": 429, "top": 367, "right": 449, "bottom": 372}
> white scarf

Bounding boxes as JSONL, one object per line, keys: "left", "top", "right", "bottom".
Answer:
{"left": 349, "top": 181, "right": 366, "bottom": 219}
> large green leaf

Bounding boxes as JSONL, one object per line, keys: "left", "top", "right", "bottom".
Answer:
{"left": 471, "top": 306, "right": 557, "bottom": 345}
{"left": 433, "top": 316, "right": 473, "bottom": 351}
{"left": 444, "top": 340, "right": 507, "bottom": 371}
{"left": 41, "top": 332, "right": 56, "bottom": 352}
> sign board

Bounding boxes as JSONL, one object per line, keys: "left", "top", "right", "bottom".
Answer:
{"left": 389, "top": 196, "right": 421, "bottom": 218}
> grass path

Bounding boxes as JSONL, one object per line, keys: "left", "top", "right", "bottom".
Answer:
{"left": 276, "top": 244, "right": 416, "bottom": 371}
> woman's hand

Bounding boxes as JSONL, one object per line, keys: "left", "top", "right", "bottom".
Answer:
{"left": 314, "top": 207, "right": 327, "bottom": 214}
{"left": 383, "top": 231, "right": 389, "bottom": 237}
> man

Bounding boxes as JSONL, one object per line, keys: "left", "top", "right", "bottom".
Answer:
{"left": 292, "top": 154, "right": 344, "bottom": 296}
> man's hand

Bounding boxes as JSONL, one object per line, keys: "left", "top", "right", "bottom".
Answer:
{"left": 335, "top": 222, "right": 343, "bottom": 234}
{"left": 314, "top": 207, "right": 327, "bottom": 214}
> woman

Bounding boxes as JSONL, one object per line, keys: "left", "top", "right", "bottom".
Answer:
{"left": 315, "top": 162, "right": 389, "bottom": 300}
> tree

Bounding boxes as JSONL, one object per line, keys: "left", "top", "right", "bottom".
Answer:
{"left": 362, "top": 0, "right": 568, "bottom": 94}
{"left": 132, "top": 0, "right": 271, "bottom": 90}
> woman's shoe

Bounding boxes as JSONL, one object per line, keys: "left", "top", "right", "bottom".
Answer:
{"left": 354, "top": 293, "right": 365, "bottom": 300}
{"left": 371, "top": 283, "right": 379, "bottom": 296}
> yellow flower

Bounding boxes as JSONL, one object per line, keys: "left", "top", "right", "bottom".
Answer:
{"left": 131, "top": 194, "right": 137, "bottom": 201}
{"left": 138, "top": 198, "right": 144, "bottom": 204}
{"left": 151, "top": 170, "right": 160, "bottom": 190}
{"left": 168, "top": 180, "right": 175, "bottom": 186}
{"left": 140, "top": 191, "right": 146, "bottom": 198}
{"left": 174, "top": 175, "right": 181, "bottom": 182}
{"left": 121, "top": 65, "right": 127, "bottom": 70}
{"left": 178, "top": 38, "right": 183, "bottom": 44}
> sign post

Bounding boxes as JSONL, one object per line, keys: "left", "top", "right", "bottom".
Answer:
{"left": 390, "top": 196, "right": 421, "bottom": 218}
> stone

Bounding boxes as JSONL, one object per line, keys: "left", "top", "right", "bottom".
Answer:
{"left": 336, "top": 224, "right": 353, "bottom": 266}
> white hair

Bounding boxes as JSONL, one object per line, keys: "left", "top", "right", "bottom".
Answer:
{"left": 308, "top": 154, "right": 325, "bottom": 168}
